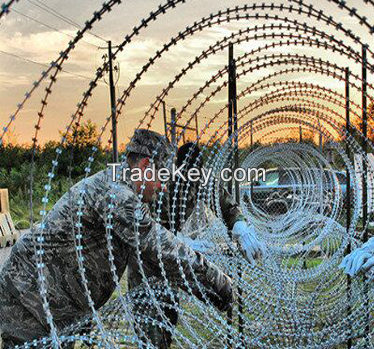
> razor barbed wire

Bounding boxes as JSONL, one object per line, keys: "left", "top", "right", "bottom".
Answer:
{"left": 2, "top": 0, "right": 374, "bottom": 348}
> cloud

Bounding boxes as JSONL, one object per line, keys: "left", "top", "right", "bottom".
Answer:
{"left": 0, "top": 71, "right": 30, "bottom": 90}
{"left": 0, "top": 29, "right": 105, "bottom": 86}
{"left": 0, "top": 30, "right": 69, "bottom": 62}
{"left": 1, "top": 0, "right": 372, "bottom": 145}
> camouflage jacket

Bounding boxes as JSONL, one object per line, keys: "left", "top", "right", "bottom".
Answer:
{"left": 0, "top": 169, "right": 231, "bottom": 327}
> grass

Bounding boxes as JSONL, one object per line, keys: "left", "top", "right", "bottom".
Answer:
{"left": 73, "top": 255, "right": 370, "bottom": 348}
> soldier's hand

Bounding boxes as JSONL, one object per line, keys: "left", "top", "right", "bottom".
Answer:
{"left": 232, "top": 221, "right": 266, "bottom": 266}
{"left": 339, "top": 238, "right": 374, "bottom": 277}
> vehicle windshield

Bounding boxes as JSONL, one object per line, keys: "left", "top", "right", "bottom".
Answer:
{"left": 258, "top": 171, "right": 279, "bottom": 186}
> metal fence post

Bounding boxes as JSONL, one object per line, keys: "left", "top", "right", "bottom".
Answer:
{"left": 345, "top": 67, "right": 352, "bottom": 349}
{"left": 361, "top": 44, "right": 370, "bottom": 349}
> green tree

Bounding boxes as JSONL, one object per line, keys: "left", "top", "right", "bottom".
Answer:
{"left": 0, "top": 120, "right": 110, "bottom": 227}
{"left": 58, "top": 119, "right": 109, "bottom": 178}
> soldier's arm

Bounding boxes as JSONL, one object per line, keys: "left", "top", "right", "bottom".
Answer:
{"left": 218, "top": 185, "right": 246, "bottom": 230}
{"left": 106, "top": 184, "right": 232, "bottom": 311}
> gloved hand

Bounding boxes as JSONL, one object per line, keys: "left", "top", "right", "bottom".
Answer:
{"left": 177, "top": 235, "right": 215, "bottom": 254}
{"left": 339, "top": 237, "right": 374, "bottom": 277}
{"left": 232, "top": 221, "right": 266, "bottom": 266}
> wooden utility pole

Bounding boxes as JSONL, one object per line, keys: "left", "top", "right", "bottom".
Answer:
{"left": 99, "top": 41, "right": 119, "bottom": 162}
{"left": 108, "top": 41, "right": 118, "bottom": 163}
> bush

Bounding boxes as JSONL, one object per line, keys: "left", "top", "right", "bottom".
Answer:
{"left": 0, "top": 120, "right": 112, "bottom": 226}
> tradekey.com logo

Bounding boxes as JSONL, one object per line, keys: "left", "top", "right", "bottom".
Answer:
{"left": 108, "top": 163, "right": 266, "bottom": 187}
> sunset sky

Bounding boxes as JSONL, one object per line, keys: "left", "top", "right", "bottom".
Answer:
{"left": 1, "top": 0, "right": 374, "bottom": 147}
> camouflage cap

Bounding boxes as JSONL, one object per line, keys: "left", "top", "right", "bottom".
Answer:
{"left": 126, "top": 129, "right": 173, "bottom": 167}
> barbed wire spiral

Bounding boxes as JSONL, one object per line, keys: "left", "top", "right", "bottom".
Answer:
{"left": 1, "top": 0, "right": 374, "bottom": 347}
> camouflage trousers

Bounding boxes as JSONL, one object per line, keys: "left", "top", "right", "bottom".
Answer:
{"left": 0, "top": 282, "right": 47, "bottom": 348}
{"left": 0, "top": 282, "right": 79, "bottom": 349}
{"left": 128, "top": 257, "right": 179, "bottom": 349}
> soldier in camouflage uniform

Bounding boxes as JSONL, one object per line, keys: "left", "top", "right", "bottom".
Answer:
{"left": 128, "top": 142, "right": 265, "bottom": 348}
{"left": 170, "top": 142, "right": 265, "bottom": 265}
{"left": 0, "top": 130, "right": 233, "bottom": 349}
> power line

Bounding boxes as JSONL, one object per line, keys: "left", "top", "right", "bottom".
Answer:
{"left": 12, "top": 9, "right": 100, "bottom": 49}
{"left": 26, "top": 0, "right": 108, "bottom": 43}
{"left": 32, "top": 0, "right": 81, "bottom": 28}
{"left": 26, "top": 0, "right": 79, "bottom": 28}
{"left": 0, "top": 49, "right": 97, "bottom": 81}
{"left": 0, "top": 49, "right": 127, "bottom": 91}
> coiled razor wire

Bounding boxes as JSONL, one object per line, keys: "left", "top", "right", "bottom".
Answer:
{"left": 1, "top": 0, "right": 374, "bottom": 347}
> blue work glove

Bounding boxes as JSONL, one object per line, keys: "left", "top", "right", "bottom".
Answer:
{"left": 178, "top": 235, "right": 215, "bottom": 254}
{"left": 339, "top": 237, "right": 374, "bottom": 277}
{"left": 232, "top": 221, "right": 266, "bottom": 266}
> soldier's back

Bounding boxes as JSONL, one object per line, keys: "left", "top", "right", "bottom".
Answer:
{"left": 0, "top": 169, "right": 130, "bottom": 326}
